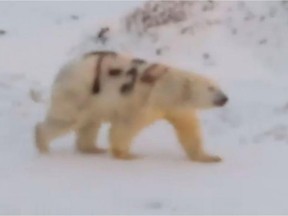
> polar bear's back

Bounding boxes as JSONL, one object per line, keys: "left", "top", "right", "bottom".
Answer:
{"left": 51, "top": 52, "right": 166, "bottom": 120}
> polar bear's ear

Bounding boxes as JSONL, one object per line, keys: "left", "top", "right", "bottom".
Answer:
{"left": 181, "top": 78, "right": 192, "bottom": 102}
{"left": 140, "top": 64, "right": 167, "bottom": 84}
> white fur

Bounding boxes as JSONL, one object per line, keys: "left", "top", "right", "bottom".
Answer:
{"left": 35, "top": 52, "right": 227, "bottom": 162}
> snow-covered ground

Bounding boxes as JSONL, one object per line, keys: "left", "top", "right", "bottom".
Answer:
{"left": 1, "top": 1, "right": 288, "bottom": 214}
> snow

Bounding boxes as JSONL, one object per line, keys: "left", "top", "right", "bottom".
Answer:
{"left": 1, "top": 1, "right": 288, "bottom": 214}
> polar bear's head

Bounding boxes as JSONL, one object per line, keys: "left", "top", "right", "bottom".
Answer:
{"left": 152, "top": 70, "right": 228, "bottom": 110}
{"left": 182, "top": 73, "right": 228, "bottom": 109}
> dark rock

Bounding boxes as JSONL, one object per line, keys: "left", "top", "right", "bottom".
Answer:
{"left": 0, "top": 29, "right": 6, "bottom": 35}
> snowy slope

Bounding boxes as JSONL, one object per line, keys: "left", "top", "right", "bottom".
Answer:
{"left": 1, "top": 1, "right": 288, "bottom": 214}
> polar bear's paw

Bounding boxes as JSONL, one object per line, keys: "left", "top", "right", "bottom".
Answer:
{"left": 77, "top": 146, "right": 107, "bottom": 154}
{"left": 191, "top": 154, "right": 222, "bottom": 163}
{"left": 111, "top": 150, "right": 139, "bottom": 160}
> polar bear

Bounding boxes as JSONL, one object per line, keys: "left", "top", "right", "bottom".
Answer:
{"left": 35, "top": 51, "right": 228, "bottom": 162}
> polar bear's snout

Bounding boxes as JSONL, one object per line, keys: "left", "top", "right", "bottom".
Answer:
{"left": 214, "top": 93, "right": 228, "bottom": 107}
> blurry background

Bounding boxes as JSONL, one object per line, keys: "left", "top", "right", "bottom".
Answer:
{"left": 1, "top": 1, "right": 288, "bottom": 214}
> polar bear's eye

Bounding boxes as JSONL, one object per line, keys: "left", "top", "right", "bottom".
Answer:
{"left": 208, "top": 86, "right": 216, "bottom": 92}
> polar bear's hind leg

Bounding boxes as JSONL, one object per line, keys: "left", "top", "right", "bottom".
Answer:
{"left": 34, "top": 117, "right": 75, "bottom": 153}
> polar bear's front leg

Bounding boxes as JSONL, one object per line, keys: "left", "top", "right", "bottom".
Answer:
{"left": 109, "top": 120, "right": 143, "bottom": 160}
{"left": 166, "top": 110, "right": 222, "bottom": 163}
{"left": 76, "top": 121, "right": 106, "bottom": 153}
